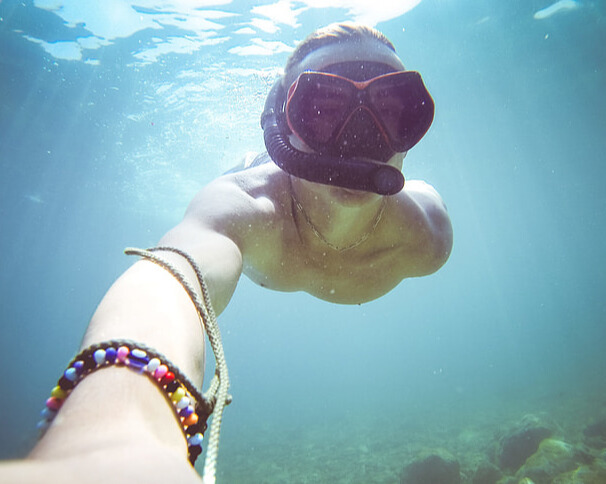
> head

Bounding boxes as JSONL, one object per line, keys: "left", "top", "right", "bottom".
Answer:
{"left": 282, "top": 23, "right": 397, "bottom": 86}
{"left": 261, "top": 23, "right": 434, "bottom": 196}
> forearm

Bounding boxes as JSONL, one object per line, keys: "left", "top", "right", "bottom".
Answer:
{"left": 82, "top": 257, "right": 207, "bottom": 382}
{"left": 25, "top": 257, "right": 208, "bottom": 477}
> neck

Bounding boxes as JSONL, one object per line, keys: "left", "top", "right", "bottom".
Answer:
{"left": 289, "top": 176, "right": 386, "bottom": 252}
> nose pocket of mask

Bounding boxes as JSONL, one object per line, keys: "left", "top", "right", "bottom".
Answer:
{"left": 332, "top": 108, "right": 394, "bottom": 161}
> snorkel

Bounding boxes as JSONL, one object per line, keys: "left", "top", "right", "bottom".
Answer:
{"left": 261, "top": 78, "right": 405, "bottom": 195}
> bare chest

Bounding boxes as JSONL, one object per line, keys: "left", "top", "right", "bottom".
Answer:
{"left": 243, "top": 232, "right": 406, "bottom": 304}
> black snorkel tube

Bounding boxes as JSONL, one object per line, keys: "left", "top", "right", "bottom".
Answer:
{"left": 260, "top": 79, "right": 405, "bottom": 196}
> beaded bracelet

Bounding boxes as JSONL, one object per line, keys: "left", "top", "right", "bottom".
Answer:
{"left": 38, "top": 339, "right": 212, "bottom": 465}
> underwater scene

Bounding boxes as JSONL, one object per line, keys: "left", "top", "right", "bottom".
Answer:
{"left": 1, "top": 0, "right": 605, "bottom": 482}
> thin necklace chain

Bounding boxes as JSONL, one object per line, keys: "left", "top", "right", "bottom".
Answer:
{"left": 288, "top": 176, "right": 386, "bottom": 253}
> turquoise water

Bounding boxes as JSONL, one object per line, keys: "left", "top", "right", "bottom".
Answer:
{"left": 1, "top": 0, "right": 605, "bottom": 482}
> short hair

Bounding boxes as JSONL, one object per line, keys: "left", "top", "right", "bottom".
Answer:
{"left": 284, "top": 22, "right": 396, "bottom": 80}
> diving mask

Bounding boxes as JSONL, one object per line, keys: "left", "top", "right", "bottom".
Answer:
{"left": 261, "top": 61, "right": 434, "bottom": 195}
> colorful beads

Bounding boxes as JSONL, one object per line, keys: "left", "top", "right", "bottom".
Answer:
{"left": 40, "top": 407, "right": 55, "bottom": 420}
{"left": 73, "top": 360, "right": 84, "bottom": 374}
{"left": 188, "top": 433, "right": 203, "bottom": 446}
{"left": 117, "top": 346, "right": 130, "bottom": 363}
{"left": 160, "top": 371, "right": 175, "bottom": 386}
{"left": 183, "top": 413, "right": 199, "bottom": 426}
{"left": 176, "top": 396, "right": 190, "bottom": 410}
{"left": 50, "top": 386, "right": 66, "bottom": 399}
{"left": 154, "top": 364, "right": 168, "bottom": 380}
{"left": 93, "top": 349, "right": 106, "bottom": 365}
{"left": 37, "top": 419, "right": 51, "bottom": 431}
{"left": 105, "top": 347, "right": 117, "bottom": 363}
{"left": 171, "top": 387, "right": 186, "bottom": 403}
{"left": 180, "top": 404, "right": 194, "bottom": 417}
{"left": 37, "top": 340, "right": 208, "bottom": 466}
{"left": 64, "top": 367, "right": 77, "bottom": 382}
{"left": 127, "top": 349, "right": 149, "bottom": 371}
{"left": 147, "top": 358, "right": 160, "bottom": 373}
{"left": 45, "top": 397, "right": 63, "bottom": 411}
{"left": 131, "top": 348, "right": 147, "bottom": 359}
{"left": 129, "top": 349, "right": 148, "bottom": 364}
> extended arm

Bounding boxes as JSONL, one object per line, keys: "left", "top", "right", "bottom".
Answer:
{"left": 0, "top": 183, "right": 245, "bottom": 483}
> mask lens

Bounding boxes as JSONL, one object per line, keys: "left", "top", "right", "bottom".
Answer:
{"left": 368, "top": 71, "right": 434, "bottom": 152}
{"left": 286, "top": 73, "right": 354, "bottom": 148}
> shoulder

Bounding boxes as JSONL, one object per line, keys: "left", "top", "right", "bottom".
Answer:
{"left": 399, "top": 179, "right": 444, "bottom": 206}
{"left": 397, "top": 180, "right": 450, "bottom": 225}
{"left": 184, "top": 160, "right": 289, "bottom": 243}
{"left": 391, "top": 179, "right": 453, "bottom": 275}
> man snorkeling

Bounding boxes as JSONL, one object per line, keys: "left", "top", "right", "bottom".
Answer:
{"left": 0, "top": 23, "right": 452, "bottom": 483}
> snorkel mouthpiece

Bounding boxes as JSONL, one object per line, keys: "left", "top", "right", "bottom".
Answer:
{"left": 261, "top": 79, "right": 405, "bottom": 196}
{"left": 263, "top": 122, "right": 404, "bottom": 194}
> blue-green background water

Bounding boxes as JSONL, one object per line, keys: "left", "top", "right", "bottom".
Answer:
{"left": 1, "top": 0, "right": 605, "bottom": 482}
